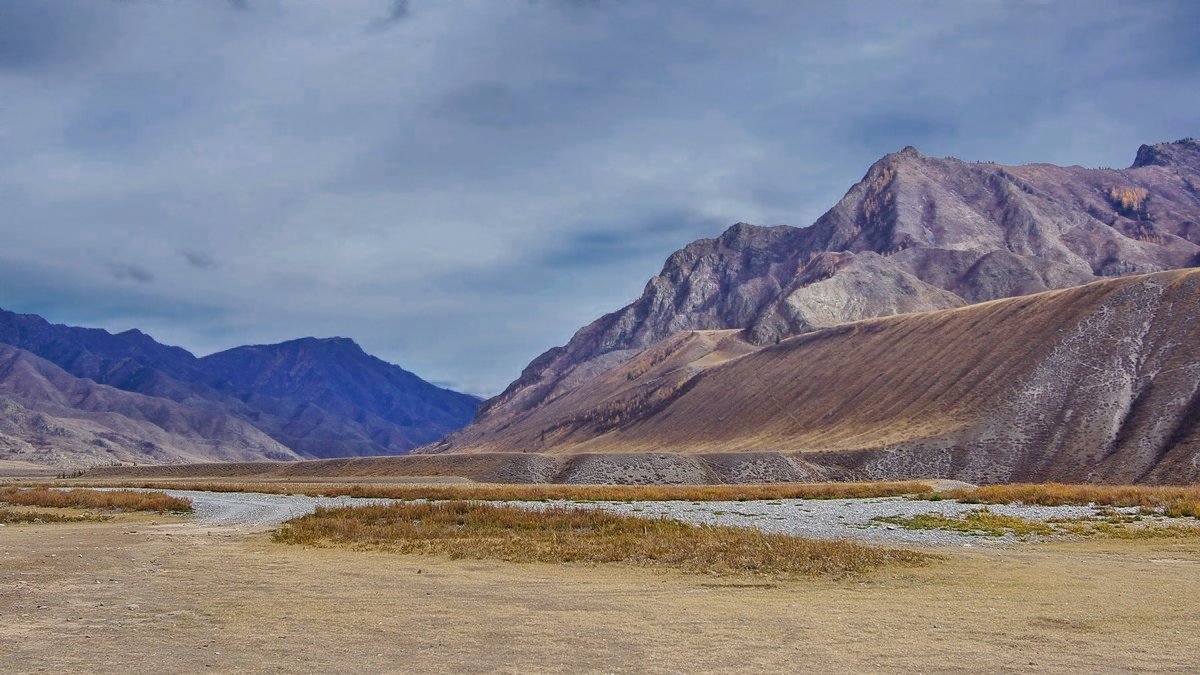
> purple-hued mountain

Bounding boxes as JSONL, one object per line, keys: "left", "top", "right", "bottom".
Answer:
{"left": 200, "top": 337, "right": 480, "bottom": 458}
{"left": 433, "top": 139, "right": 1200, "bottom": 457}
{"left": 0, "top": 308, "right": 478, "bottom": 465}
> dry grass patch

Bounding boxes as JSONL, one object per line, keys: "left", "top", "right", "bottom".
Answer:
{"left": 274, "top": 501, "right": 928, "bottom": 578}
{"left": 0, "top": 508, "right": 107, "bottom": 524}
{"left": 0, "top": 486, "right": 191, "bottom": 513}
{"left": 946, "top": 483, "right": 1200, "bottom": 518}
{"left": 79, "top": 480, "right": 934, "bottom": 503}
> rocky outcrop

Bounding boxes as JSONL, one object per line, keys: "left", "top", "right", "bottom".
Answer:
{"left": 448, "top": 140, "right": 1200, "bottom": 446}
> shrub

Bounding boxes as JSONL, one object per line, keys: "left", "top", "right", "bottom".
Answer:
{"left": 0, "top": 486, "right": 191, "bottom": 513}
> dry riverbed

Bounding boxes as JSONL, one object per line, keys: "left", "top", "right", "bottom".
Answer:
{"left": 145, "top": 488, "right": 1191, "bottom": 546}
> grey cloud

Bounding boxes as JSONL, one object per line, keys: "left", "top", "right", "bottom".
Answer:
{"left": 367, "top": 0, "right": 410, "bottom": 31}
{"left": 847, "top": 112, "right": 960, "bottom": 154}
{"left": 539, "top": 210, "right": 727, "bottom": 270}
{"left": 109, "top": 263, "right": 155, "bottom": 284}
{"left": 179, "top": 250, "right": 218, "bottom": 269}
{"left": 0, "top": 0, "right": 1196, "bottom": 394}
{"left": 0, "top": 1, "right": 115, "bottom": 70}
{"left": 438, "top": 83, "right": 526, "bottom": 128}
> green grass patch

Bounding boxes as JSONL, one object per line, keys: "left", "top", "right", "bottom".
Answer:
{"left": 878, "top": 508, "right": 1200, "bottom": 539}
{"left": 875, "top": 508, "right": 1055, "bottom": 538}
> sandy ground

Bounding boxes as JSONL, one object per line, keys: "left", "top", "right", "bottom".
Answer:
{"left": 0, "top": 460, "right": 59, "bottom": 480}
{"left": 3, "top": 513, "right": 1200, "bottom": 673}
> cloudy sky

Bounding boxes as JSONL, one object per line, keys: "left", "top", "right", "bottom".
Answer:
{"left": 1, "top": 0, "right": 1196, "bottom": 394}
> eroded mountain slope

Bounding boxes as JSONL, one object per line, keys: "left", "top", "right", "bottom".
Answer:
{"left": 430, "top": 270, "right": 1200, "bottom": 484}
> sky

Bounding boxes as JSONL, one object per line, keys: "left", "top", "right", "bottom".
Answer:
{"left": 1, "top": 0, "right": 1197, "bottom": 395}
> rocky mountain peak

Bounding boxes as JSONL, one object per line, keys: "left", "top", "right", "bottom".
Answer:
{"left": 716, "top": 221, "right": 782, "bottom": 246}
{"left": 439, "top": 139, "right": 1200, "bottom": 446}
{"left": 280, "top": 336, "right": 364, "bottom": 354}
{"left": 889, "top": 145, "right": 925, "bottom": 162}
{"left": 1132, "top": 138, "right": 1200, "bottom": 169}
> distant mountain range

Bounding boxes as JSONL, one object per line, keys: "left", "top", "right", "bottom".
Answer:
{"left": 0, "top": 309, "right": 479, "bottom": 466}
{"left": 427, "top": 139, "right": 1200, "bottom": 484}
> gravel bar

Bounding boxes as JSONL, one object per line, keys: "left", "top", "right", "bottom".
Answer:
{"left": 139, "top": 489, "right": 1140, "bottom": 546}
{"left": 508, "top": 497, "right": 1113, "bottom": 547}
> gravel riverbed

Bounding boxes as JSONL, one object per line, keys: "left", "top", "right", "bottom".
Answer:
{"left": 151, "top": 489, "right": 1131, "bottom": 547}
{"left": 511, "top": 497, "right": 1112, "bottom": 547}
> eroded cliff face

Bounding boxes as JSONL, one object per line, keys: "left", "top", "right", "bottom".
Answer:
{"left": 445, "top": 140, "right": 1200, "bottom": 444}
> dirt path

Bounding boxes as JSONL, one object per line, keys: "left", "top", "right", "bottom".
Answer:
{"left": 172, "top": 490, "right": 393, "bottom": 528}
{"left": 3, "top": 517, "right": 1200, "bottom": 673}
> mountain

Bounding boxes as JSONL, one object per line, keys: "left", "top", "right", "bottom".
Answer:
{"left": 433, "top": 139, "right": 1200, "bottom": 467}
{"left": 0, "top": 308, "right": 213, "bottom": 404}
{"left": 0, "top": 309, "right": 479, "bottom": 465}
{"left": 424, "top": 269, "right": 1200, "bottom": 484}
{"left": 0, "top": 344, "right": 300, "bottom": 465}
{"left": 200, "top": 338, "right": 480, "bottom": 457}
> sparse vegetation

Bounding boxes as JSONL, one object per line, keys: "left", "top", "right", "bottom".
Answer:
{"left": 1080, "top": 522, "right": 1200, "bottom": 539}
{"left": 544, "top": 376, "right": 698, "bottom": 434}
{"left": 622, "top": 333, "right": 691, "bottom": 381}
{"left": 877, "top": 506, "right": 1200, "bottom": 539}
{"left": 944, "top": 483, "right": 1200, "bottom": 518}
{"left": 88, "top": 480, "right": 935, "bottom": 502}
{"left": 0, "top": 486, "right": 192, "bottom": 513}
{"left": 875, "top": 508, "right": 1055, "bottom": 538}
{"left": 1107, "top": 186, "right": 1150, "bottom": 218}
{"left": 274, "top": 500, "right": 928, "bottom": 577}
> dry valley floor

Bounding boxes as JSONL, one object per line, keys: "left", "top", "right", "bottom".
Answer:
{"left": 2, "top": 515, "right": 1199, "bottom": 672}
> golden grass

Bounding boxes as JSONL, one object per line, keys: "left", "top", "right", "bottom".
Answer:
{"left": 0, "top": 486, "right": 191, "bottom": 513}
{"left": 76, "top": 480, "right": 935, "bottom": 502}
{"left": 946, "top": 483, "right": 1200, "bottom": 518}
{"left": 274, "top": 500, "right": 928, "bottom": 578}
{"left": 1108, "top": 185, "right": 1150, "bottom": 214}
{"left": 0, "top": 508, "right": 106, "bottom": 524}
